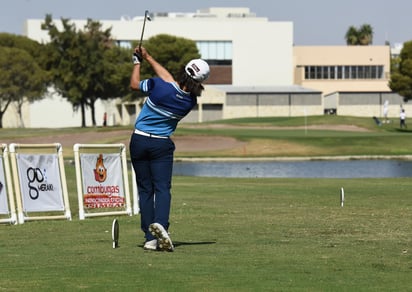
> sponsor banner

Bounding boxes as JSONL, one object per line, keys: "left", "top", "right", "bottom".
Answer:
{"left": 83, "top": 194, "right": 125, "bottom": 209}
{"left": 16, "top": 154, "right": 64, "bottom": 212}
{"left": 80, "top": 153, "right": 125, "bottom": 209}
{"left": 0, "top": 156, "right": 9, "bottom": 214}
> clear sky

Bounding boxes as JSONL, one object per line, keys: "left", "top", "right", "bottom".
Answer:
{"left": 0, "top": 0, "right": 410, "bottom": 46}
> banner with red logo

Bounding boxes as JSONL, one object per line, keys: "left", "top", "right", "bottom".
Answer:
{"left": 80, "top": 153, "right": 125, "bottom": 209}
{"left": 16, "top": 154, "right": 64, "bottom": 212}
{"left": 0, "top": 156, "right": 9, "bottom": 214}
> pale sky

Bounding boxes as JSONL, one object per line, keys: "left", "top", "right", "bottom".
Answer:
{"left": 0, "top": 0, "right": 410, "bottom": 46}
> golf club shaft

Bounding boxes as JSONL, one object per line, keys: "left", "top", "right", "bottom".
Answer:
{"left": 138, "top": 10, "right": 149, "bottom": 51}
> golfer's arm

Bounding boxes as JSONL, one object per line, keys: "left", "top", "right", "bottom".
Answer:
{"left": 146, "top": 55, "right": 175, "bottom": 83}
{"left": 130, "top": 64, "right": 141, "bottom": 91}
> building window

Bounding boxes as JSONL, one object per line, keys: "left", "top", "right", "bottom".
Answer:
{"left": 329, "top": 66, "right": 335, "bottom": 79}
{"left": 337, "top": 66, "right": 343, "bottom": 79}
{"left": 303, "top": 65, "right": 384, "bottom": 80}
{"left": 350, "top": 66, "right": 357, "bottom": 79}
{"left": 196, "top": 41, "right": 232, "bottom": 65}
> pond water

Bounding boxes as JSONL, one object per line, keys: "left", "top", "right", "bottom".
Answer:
{"left": 173, "top": 160, "right": 412, "bottom": 178}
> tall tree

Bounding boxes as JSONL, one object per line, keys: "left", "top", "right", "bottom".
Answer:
{"left": 139, "top": 34, "right": 201, "bottom": 79}
{"left": 42, "top": 15, "right": 87, "bottom": 126}
{"left": 0, "top": 33, "right": 49, "bottom": 67}
{"left": 42, "top": 15, "right": 131, "bottom": 127}
{"left": 0, "top": 33, "right": 51, "bottom": 127}
{"left": 345, "top": 24, "right": 373, "bottom": 45}
{"left": 358, "top": 24, "right": 373, "bottom": 45}
{"left": 389, "top": 41, "right": 412, "bottom": 102}
{"left": 0, "top": 47, "right": 48, "bottom": 128}
{"left": 345, "top": 26, "right": 359, "bottom": 46}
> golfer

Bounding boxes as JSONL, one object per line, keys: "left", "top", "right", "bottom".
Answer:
{"left": 400, "top": 108, "right": 407, "bottom": 129}
{"left": 129, "top": 46, "right": 210, "bottom": 251}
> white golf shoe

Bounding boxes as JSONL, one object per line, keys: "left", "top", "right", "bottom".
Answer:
{"left": 149, "top": 223, "right": 174, "bottom": 252}
{"left": 143, "top": 239, "right": 158, "bottom": 251}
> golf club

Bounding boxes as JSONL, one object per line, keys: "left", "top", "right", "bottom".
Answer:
{"left": 138, "top": 10, "right": 151, "bottom": 51}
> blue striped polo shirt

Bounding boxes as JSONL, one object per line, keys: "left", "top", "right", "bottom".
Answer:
{"left": 135, "top": 77, "right": 197, "bottom": 137}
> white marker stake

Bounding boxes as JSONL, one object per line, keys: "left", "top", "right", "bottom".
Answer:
{"left": 340, "top": 187, "right": 345, "bottom": 207}
{"left": 112, "top": 218, "right": 119, "bottom": 248}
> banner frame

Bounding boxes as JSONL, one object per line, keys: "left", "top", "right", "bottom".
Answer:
{"left": 0, "top": 144, "right": 17, "bottom": 224}
{"left": 9, "top": 143, "right": 72, "bottom": 224}
{"left": 73, "top": 143, "right": 132, "bottom": 220}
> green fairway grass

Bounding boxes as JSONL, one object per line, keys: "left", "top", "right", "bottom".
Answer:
{"left": 0, "top": 115, "right": 411, "bottom": 158}
{"left": 1, "top": 173, "right": 411, "bottom": 291}
{"left": 174, "top": 116, "right": 412, "bottom": 158}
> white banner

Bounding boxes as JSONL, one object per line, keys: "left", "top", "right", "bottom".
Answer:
{"left": 16, "top": 154, "right": 64, "bottom": 212}
{"left": 0, "top": 156, "right": 9, "bottom": 214}
{"left": 80, "top": 153, "right": 125, "bottom": 209}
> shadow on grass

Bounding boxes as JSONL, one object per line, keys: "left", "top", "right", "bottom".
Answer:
{"left": 174, "top": 241, "right": 217, "bottom": 247}
{"left": 136, "top": 241, "right": 216, "bottom": 249}
{"left": 391, "top": 128, "right": 412, "bottom": 133}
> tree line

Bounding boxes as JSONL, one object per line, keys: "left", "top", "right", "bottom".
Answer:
{"left": 0, "top": 15, "right": 200, "bottom": 128}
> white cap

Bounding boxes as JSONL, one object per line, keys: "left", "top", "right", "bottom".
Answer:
{"left": 185, "top": 59, "right": 210, "bottom": 82}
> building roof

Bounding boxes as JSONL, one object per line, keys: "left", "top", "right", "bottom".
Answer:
{"left": 210, "top": 85, "right": 321, "bottom": 94}
{"left": 324, "top": 91, "right": 394, "bottom": 97}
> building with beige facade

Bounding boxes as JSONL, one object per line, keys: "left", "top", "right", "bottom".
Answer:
{"left": 293, "top": 45, "right": 409, "bottom": 117}
{"left": 1, "top": 7, "right": 404, "bottom": 128}
{"left": 294, "top": 46, "right": 391, "bottom": 95}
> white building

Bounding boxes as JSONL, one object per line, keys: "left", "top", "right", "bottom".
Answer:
{"left": 10, "top": 7, "right": 296, "bottom": 128}
{"left": 25, "top": 7, "right": 294, "bottom": 87}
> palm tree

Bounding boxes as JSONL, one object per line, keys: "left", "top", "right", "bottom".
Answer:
{"left": 358, "top": 24, "right": 373, "bottom": 45}
{"left": 345, "top": 26, "right": 359, "bottom": 45}
{"left": 345, "top": 24, "right": 373, "bottom": 45}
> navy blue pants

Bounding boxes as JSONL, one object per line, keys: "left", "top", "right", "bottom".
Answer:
{"left": 129, "top": 133, "right": 175, "bottom": 241}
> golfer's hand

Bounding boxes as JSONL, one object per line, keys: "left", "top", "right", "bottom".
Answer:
{"left": 135, "top": 46, "right": 149, "bottom": 60}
